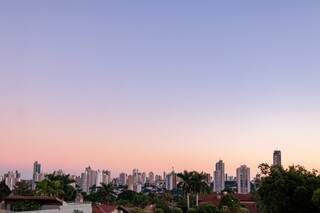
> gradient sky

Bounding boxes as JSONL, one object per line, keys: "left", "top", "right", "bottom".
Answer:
{"left": 1, "top": 1, "right": 320, "bottom": 179}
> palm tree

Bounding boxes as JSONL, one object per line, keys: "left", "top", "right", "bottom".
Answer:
{"left": 190, "top": 171, "right": 210, "bottom": 207}
{"left": 36, "top": 179, "right": 65, "bottom": 198}
{"left": 177, "top": 171, "right": 193, "bottom": 209}
{"left": 46, "top": 174, "right": 76, "bottom": 201}
{"left": 96, "top": 183, "right": 116, "bottom": 204}
{"left": 13, "top": 180, "right": 33, "bottom": 196}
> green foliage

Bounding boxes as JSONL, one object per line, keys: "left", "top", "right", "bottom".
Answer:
{"left": 155, "top": 208, "right": 164, "bottom": 213}
{"left": 239, "top": 208, "right": 249, "bottom": 213}
{"left": 13, "top": 180, "right": 33, "bottom": 196}
{"left": 257, "top": 164, "right": 320, "bottom": 213}
{"left": 197, "top": 203, "right": 218, "bottom": 213}
{"left": 36, "top": 179, "right": 65, "bottom": 198}
{"left": 116, "top": 190, "right": 150, "bottom": 208}
{"left": 117, "top": 190, "right": 136, "bottom": 201}
{"left": 188, "top": 208, "right": 197, "bottom": 213}
{"left": 170, "top": 207, "right": 183, "bottom": 213}
{"left": 312, "top": 188, "right": 320, "bottom": 208}
{"left": 86, "top": 183, "right": 116, "bottom": 204}
{"left": 190, "top": 172, "right": 210, "bottom": 195}
{"left": 218, "top": 194, "right": 246, "bottom": 213}
{"left": 177, "top": 171, "right": 210, "bottom": 208}
{"left": 11, "top": 200, "right": 40, "bottom": 212}
{"left": 177, "top": 171, "right": 193, "bottom": 196}
{"left": 0, "top": 180, "right": 11, "bottom": 201}
{"left": 153, "top": 194, "right": 170, "bottom": 213}
{"left": 219, "top": 194, "right": 241, "bottom": 209}
{"left": 175, "top": 196, "right": 188, "bottom": 213}
{"left": 35, "top": 173, "right": 77, "bottom": 201}
{"left": 130, "top": 207, "right": 147, "bottom": 213}
{"left": 46, "top": 173, "right": 77, "bottom": 201}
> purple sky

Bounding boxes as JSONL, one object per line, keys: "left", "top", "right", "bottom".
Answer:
{"left": 1, "top": 1, "right": 320, "bottom": 178}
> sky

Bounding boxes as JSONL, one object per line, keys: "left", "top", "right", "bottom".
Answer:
{"left": 1, "top": 1, "right": 320, "bottom": 179}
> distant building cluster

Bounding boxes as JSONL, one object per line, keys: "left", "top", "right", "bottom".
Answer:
{"left": 212, "top": 160, "right": 251, "bottom": 194}
{"left": 211, "top": 150, "right": 282, "bottom": 194}
{"left": 1, "top": 150, "right": 282, "bottom": 195}
{"left": 73, "top": 167, "right": 179, "bottom": 193}
{"left": 77, "top": 166, "right": 112, "bottom": 193}
{"left": 2, "top": 170, "right": 21, "bottom": 190}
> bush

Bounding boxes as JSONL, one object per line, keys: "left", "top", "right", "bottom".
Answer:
{"left": 239, "top": 207, "right": 249, "bottom": 213}
{"left": 170, "top": 207, "right": 183, "bottom": 213}
{"left": 312, "top": 188, "right": 320, "bottom": 208}
{"left": 130, "top": 207, "right": 146, "bottom": 213}
{"left": 188, "top": 208, "right": 197, "bottom": 213}
{"left": 154, "top": 197, "right": 170, "bottom": 213}
{"left": 155, "top": 208, "right": 164, "bottom": 213}
{"left": 175, "top": 197, "right": 187, "bottom": 213}
{"left": 11, "top": 201, "right": 40, "bottom": 212}
{"left": 197, "top": 203, "right": 218, "bottom": 213}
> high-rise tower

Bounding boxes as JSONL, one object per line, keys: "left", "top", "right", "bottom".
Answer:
{"left": 236, "top": 165, "right": 250, "bottom": 194}
{"left": 273, "top": 150, "right": 282, "bottom": 166}
{"left": 214, "top": 160, "right": 225, "bottom": 192}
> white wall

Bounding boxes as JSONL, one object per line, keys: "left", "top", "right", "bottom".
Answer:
{"left": 19, "top": 203, "right": 92, "bottom": 213}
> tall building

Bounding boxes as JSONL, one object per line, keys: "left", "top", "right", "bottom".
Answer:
{"left": 165, "top": 170, "right": 177, "bottom": 190}
{"left": 203, "top": 172, "right": 212, "bottom": 184}
{"left": 53, "top": 169, "right": 64, "bottom": 176}
{"left": 80, "top": 166, "right": 97, "bottom": 193}
{"left": 96, "top": 170, "right": 103, "bottom": 187}
{"left": 273, "top": 150, "right": 282, "bottom": 166}
{"left": 214, "top": 160, "right": 225, "bottom": 192}
{"left": 141, "top": 172, "right": 146, "bottom": 184}
{"left": 155, "top": 175, "right": 162, "bottom": 183}
{"left": 133, "top": 169, "right": 139, "bottom": 184}
{"left": 102, "top": 170, "right": 111, "bottom": 185}
{"left": 32, "top": 161, "right": 42, "bottom": 189}
{"left": 134, "top": 183, "right": 142, "bottom": 193}
{"left": 148, "top": 172, "right": 155, "bottom": 184}
{"left": 119, "top": 173, "right": 127, "bottom": 186}
{"left": 127, "top": 175, "right": 134, "bottom": 191}
{"left": 4, "top": 171, "right": 21, "bottom": 190}
{"left": 236, "top": 165, "right": 250, "bottom": 194}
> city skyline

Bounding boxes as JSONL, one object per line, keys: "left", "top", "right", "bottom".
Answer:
{"left": 1, "top": 1, "right": 320, "bottom": 178}
{"left": 1, "top": 150, "right": 269, "bottom": 181}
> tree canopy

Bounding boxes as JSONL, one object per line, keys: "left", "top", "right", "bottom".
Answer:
{"left": 257, "top": 163, "right": 320, "bottom": 213}
{"left": 0, "top": 180, "right": 11, "bottom": 201}
{"left": 13, "top": 180, "right": 33, "bottom": 196}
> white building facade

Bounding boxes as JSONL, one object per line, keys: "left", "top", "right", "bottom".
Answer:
{"left": 236, "top": 165, "right": 250, "bottom": 194}
{"left": 214, "top": 160, "right": 225, "bottom": 192}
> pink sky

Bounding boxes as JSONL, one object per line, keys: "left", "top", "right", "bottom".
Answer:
{"left": 1, "top": 1, "right": 320, "bottom": 179}
{"left": 1, "top": 106, "right": 319, "bottom": 178}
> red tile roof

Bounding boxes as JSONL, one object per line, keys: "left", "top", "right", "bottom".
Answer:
{"left": 92, "top": 204, "right": 117, "bottom": 213}
{"left": 199, "top": 193, "right": 259, "bottom": 213}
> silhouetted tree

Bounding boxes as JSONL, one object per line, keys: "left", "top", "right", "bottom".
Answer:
{"left": 13, "top": 180, "right": 33, "bottom": 196}
{"left": 0, "top": 180, "right": 11, "bottom": 201}
{"left": 257, "top": 163, "right": 320, "bottom": 213}
{"left": 190, "top": 172, "right": 210, "bottom": 206}
{"left": 177, "top": 171, "right": 193, "bottom": 209}
{"left": 36, "top": 179, "right": 65, "bottom": 198}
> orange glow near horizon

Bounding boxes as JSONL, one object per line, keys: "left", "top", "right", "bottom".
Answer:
{"left": 1, "top": 110, "right": 320, "bottom": 178}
